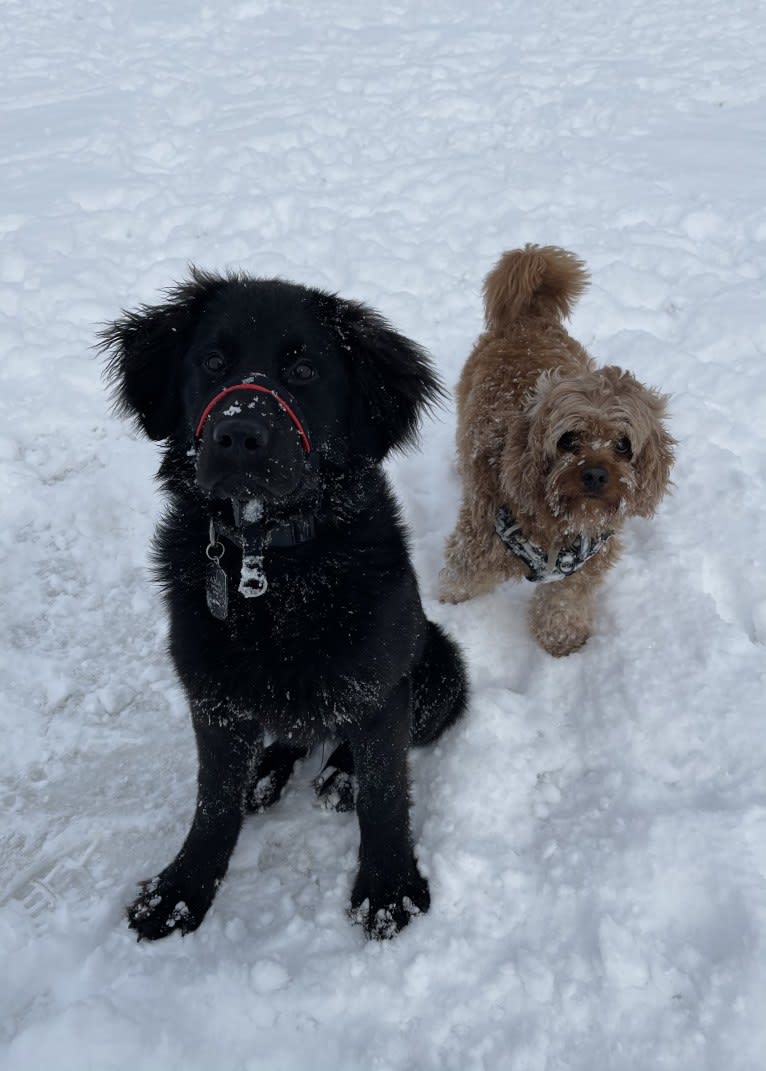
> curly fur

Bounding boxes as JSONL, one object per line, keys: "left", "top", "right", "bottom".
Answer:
{"left": 440, "top": 244, "right": 675, "bottom": 657}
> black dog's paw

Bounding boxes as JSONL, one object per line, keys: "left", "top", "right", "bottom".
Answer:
{"left": 244, "top": 742, "right": 307, "bottom": 814}
{"left": 245, "top": 769, "right": 283, "bottom": 813}
{"left": 313, "top": 741, "right": 356, "bottom": 812}
{"left": 313, "top": 766, "right": 356, "bottom": 812}
{"left": 350, "top": 866, "right": 430, "bottom": 939}
{"left": 127, "top": 871, "right": 215, "bottom": 941}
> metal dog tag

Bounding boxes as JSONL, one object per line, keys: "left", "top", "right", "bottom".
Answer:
{"left": 206, "top": 559, "right": 229, "bottom": 620}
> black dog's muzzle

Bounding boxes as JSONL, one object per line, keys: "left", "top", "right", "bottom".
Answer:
{"left": 194, "top": 373, "right": 313, "bottom": 454}
{"left": 194, "top": 374, "right": 316, "bottom": 500}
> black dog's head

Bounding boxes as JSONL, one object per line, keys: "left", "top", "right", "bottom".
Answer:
{"left": 100, "top": 269, "right": 442, "bottom": 507}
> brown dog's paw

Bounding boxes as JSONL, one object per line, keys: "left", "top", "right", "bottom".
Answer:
{"left": 437, "top": 567, "right": 471, "bottom": 605}
{"left": 529, "top": 587, "right": 593, "bottom": 657}
{"left": 437, "top": 590, "right": 468, "bottom": 606}
{"left": 537, "top": 627, "right": 590, "bottom": 658}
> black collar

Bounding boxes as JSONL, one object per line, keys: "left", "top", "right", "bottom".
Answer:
{"left": 495, "top": 506, "right": 612, "bottom": 583}
{"left": 204, "top": 509, "right": 318, "bottom": 617}
{"left": 214, "top": 513, "right": 316, "bottom": 550}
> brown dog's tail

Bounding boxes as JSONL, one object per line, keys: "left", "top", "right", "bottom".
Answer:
{"left": 482, "top": 244, "right": 589, "bottom": 332}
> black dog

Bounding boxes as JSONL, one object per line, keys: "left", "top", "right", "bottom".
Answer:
{"left": 101, "top": 269, "right": 468, "bottom": 940}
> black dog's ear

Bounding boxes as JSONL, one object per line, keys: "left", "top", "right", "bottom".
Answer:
{"left": 331, "top": 297, "right": 444, "bottom": 461}
{"left": 98, "top": 268, "right": 226, "bottom": 440}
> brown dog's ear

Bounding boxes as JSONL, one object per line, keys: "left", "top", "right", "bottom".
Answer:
{"left": 330, "top": 297, "right": 444, "bottom": 461}
{"left": 98, "top": 268, "right": 226, "bottom": 441}
{"left": 599, "top": 369, "right": 675, "bottom": 518}
{"left": 501, "top": 407, "right": 548, "bottom": 517}
{"left": 633, "top": 406, "right": 676, "bottom": 517}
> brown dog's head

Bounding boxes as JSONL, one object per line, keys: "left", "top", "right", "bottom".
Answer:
{"left": 502, "top": 365, "right": 675, "bottom": 535}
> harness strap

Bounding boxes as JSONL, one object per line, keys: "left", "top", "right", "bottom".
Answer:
{"left": 495, "top": 506, "right": 612, "bottom": 583}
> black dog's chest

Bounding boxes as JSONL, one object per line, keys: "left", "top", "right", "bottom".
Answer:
{"left": 220, "top": 548, "right": 345, "bottom": 636}
{"left": 168, "top": 538, "right": 406, "bottom": 740}
{"left": 206, "top": 554, "right": 349, "bottom": 650}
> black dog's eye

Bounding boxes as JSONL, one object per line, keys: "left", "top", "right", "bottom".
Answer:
{"left": 615, "top": 436, "right": 632, "bottom": 456}
{"left": 557, "top": 432, "right": 578, "bottom": 452}
{"left": 288, "top": 360, "right": 318, "bottom": 384}
{"left": 203, "top": 351, "right": 226, "bottom": 373}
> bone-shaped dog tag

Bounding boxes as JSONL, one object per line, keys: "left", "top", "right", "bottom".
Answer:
{"left": 239, "top": 554, "right": 268, "bottom": 598}
{"left": 238, "top": 524, "right": 269, "bottom": 598}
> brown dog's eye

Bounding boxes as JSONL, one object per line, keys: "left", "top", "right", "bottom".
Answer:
{"left": 615, "top": 436, "right": 632, "bottom": 456}
{"left": 204, "top": 352, "right": 226, "bottom": 373}
{"left": 289, "top": 361, "right": 318, "bottom": 384}
{"left": 557, "top": 432, "right": 578, "bottom": 452}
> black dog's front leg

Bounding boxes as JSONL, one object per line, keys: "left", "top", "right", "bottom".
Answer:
{"left": 348, "top": 678, "right": 430, "bottom": 939}
{"left": 128, "top": 704, "right": 262, "bottom": 941}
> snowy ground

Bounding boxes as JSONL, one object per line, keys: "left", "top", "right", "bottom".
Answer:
{"left": 2, "top": 1, "right": 766, "bottom": 1068}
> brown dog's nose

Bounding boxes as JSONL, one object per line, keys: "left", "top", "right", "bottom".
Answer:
{"left": 582, "top": 466, "right": 608, "bottom": 492}
{"left": 211, "top": 416, "right": 270, "bottom": 456}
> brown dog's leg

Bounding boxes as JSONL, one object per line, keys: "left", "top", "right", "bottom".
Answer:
{"left": 529, "top": 573, "right": 597, "bottom": 657}
{"left": 439, "top": 502, "right": 509, "bottom": 603}
{"left": 530, "top": 537, "right": 621, "bottom": 656}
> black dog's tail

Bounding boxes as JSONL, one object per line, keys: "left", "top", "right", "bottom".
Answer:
{"left": 411, "top": 621, "right": 468, "bottom": 746}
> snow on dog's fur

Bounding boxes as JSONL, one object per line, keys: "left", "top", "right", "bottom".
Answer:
{"left": 440, "top": 245, "right": 675, "bottom": 656}
{"left": 101, "top": 271, "right": 468, "bottom": 940}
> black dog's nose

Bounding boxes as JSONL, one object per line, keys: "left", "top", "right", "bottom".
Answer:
{"left": 211, "top": 417, "right": 270, "bottom": 455}
{"left": 582, "top": 466, "right": 608, "bottom": 492}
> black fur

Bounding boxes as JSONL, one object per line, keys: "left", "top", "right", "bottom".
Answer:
{"left": 100, "top": 271, "right": 468, "bottom": 940}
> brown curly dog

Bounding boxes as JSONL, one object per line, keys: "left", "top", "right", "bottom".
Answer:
{"left": 439, "top": 244, "right": 675, "bottom": 657}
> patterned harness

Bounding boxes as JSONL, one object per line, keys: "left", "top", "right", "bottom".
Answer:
{"left": 495, "top": 506, "right": 613, "bottom": 583}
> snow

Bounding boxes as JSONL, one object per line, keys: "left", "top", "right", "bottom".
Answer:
{"left": 1, "top": 1, "right": 765, "bottom": 1069}
{"left": 239, "top": 552, "right": 268, "bottom": 598}
{"left": 242, "top": 499, "right": 264, "bottom": 523}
